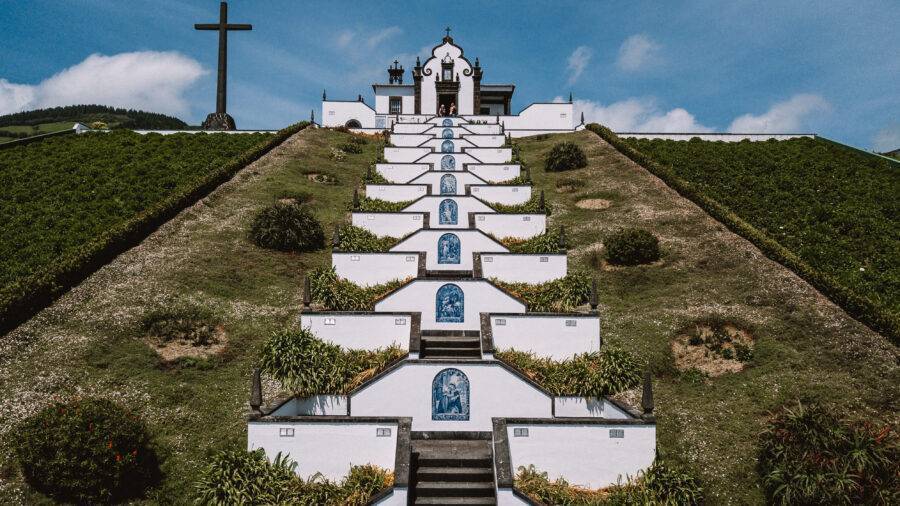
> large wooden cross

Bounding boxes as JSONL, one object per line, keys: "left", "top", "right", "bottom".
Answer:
{"left": 195, "top": 2, "right": 251, "bottom": 115}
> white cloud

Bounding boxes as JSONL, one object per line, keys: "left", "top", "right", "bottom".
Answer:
{"left": 728, "top": 94, "right": 829, "bottom": 133}
{"left": 873, "top": 124, "right": 900, "bottom": 152}
{"left": 0, "top": 51, "right": 205, "bottom": 117}
{"left": 562, "top": 97, "right": 712, "bottom": 132}
{"left": 335, "top": 31, "right": 355, "bottom": 49}
{"left": 566, "top": 46, "right": 593, "bottom": 85}
{"left": 366, "top": 27, "right": 402, "bottom": 48}
{"left": 616, "top": 34, "right": 661, "bottom": 72}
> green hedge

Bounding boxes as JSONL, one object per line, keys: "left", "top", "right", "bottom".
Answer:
{"left": 587, "top": 124, "right": 900, "bottom": 343}
{"left": 0, "top": 122, "right": 309, "bottom": 334}
{"left": 334, "top": 225, "right": 399, "bottom": 252}
{"left": 497, "top": 348, "right": 641, "bottom": 397}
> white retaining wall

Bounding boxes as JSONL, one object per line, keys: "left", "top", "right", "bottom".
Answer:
{"left": 390, "top": 134, "right": 432, "bottom": 147}
{"left": 417, "top": 152, "right": 482, "bottom": 167}
{"left": 270, "top": 395, "right": 349, "bottom": 416}
{"left": 552, "top": 397, "right": 633, "bottom": 419}
{"left": 332, "top": 252, "right": 420, "bottom": 286}
{"left": 351, "top": 362, "right": 551, "bottom": 431}
{"left": 375, "top": 280, "right": 525, "bottom": 330}
{"left": 248, "top": 421, "right": 398, "bottom": 480}
{"left": 385, "top": 147, "right": 431, "bottom": 163}
{"left": 300, "top": 312, "right": 413, "bottom": 350}
{"left": 462, "top": 134, "right": 505, "bottom": 147}
{"left": 366, "top": 184, "right": 429, "bottom": 202}
{"left": 421, "top": 138, "right": 477, "bottom": 150}
{"left": 376, "top": 163, "right": 429, "bottom": 183}
{"left": 468, "top": 164, "right": 521, "bottom": 182}
{"left": 393, "top": 123, "right": 431, "bottom": 134}
{"left": 469, "top": 185, "right": 532, "bottom": 205}
{"left": 489, "top": 314, "right": 598, "bottom": 359}
{"left": 506, "top": 423, "right": 655, "bottom": 489}
{"left": 464, "top": 147, "right": 512, "bottom": 163}
{"left": 351, "top": 212, "right": 425, "bottom": 237}
{"left": 479, "top": 253, "right": 566, "bottom": 284}
{"left": 474, "top": 213, "right": 546, "bottom": 239}
{"left": 410, "top": 171, "right": 488, "bottom": 195}
{"left": 392, "top": 230, "right": 509, "bottom": 271}
{"left": 403, "top": 197, "right": 495, "bottom": 229}
{"left": 497, "top": 103, "right": 575, "bottom": 132}
{"left": 322, "top": 101, "right": 377, "bottom": 128}
{"left": 461, "top": 123, "right": 503, "bottom": 135}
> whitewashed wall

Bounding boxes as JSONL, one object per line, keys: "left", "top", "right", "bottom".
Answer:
{"left": 474, "top": 213, "right": 546, "bottom": 239}
{"left": 464, "top": 147, "right": 512, "bottom": 163}
{"left": 376, "top": 163, "right": 428, "bottom": 183}
{"left": 461, "top": 123, "right": 503, "bottom": 135}
{"left": 393, "top": 123, "right": 430, "bottom": 134}
{"left": 352, "top": 212, "right": 425, "bottom": 237}
{"left": 374, "top": 85, "right": 414, "bottom": 114}
{"left": 351, "top": 362, "right": 551, "bottom": 431}
{"left": 552, "top": 397, "right": 633, "bottom": 419}
{"left": 322, "top": 101, "right": 377, "bottom": 128}
{"left": 462, "top": 134, "right": 505, "bottom": 147}
{"left": 506, "top": 423, "right": 656, "bottom": 489}
{"left": 332, "top": 252, "right": 419, "bottom": 286}
{"left": 468, "top": 164, "right": 521, "bottom": 182}
{"left": 384, "top": 147, "right": 431, "bottom": 163}
{"left": 479, "top": 253, "right": 566, "bottom": 284}
{"left": 403, "top": 196, "right": 495, "bottom": 229}
{"left": 618, "top": 132, "right": 814, "bottom": 142}
{"left": 270, "top": 395, "right": 349, "bottom": 416}
{"left": 417, "top": 152, "right": 482, "bottom": 168}
{"left": 423, "top": 126, "right": 469, "bottom": 138}
{"left": 490, "top": 314, "right": 598, "bottom": 359}
{"left": 409, "top": 171, "right": 488, "bottom": 195}
{"left": 248, "top": 421, "right": 398, "bottom": 480}
{"left": 419, "top": 41, "right": 475, "bottom": 115}
{"left": 365, "top": 184, "right": 429, "bottom": 202}
{"left": 389, "top": 134, "right": 432, "bottom": 147}
{"left": 391, "top": 230, "right": 508, "bottom": 271}
{"left": 375, "top": 280, "right": 525, "bottom": 330}
{"left": 469, "top": 185, "right": 532, "bottom": 205}
{"left": 499, "top": 103, "right": 575, "bottom": 131}
{"left": 300, "top": 312, "right": 412, "bottom": 350}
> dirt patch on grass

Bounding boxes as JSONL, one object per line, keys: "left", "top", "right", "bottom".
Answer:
{"left": 148, "top": 325, "right": 227, "bottom": 362}
{"left": 576, "top": 198, "right": 612, "bottom": 210}
{"left": 672, "top": 322, "right": 754, "bottom": 377}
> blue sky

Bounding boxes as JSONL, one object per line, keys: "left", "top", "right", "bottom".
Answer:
{"left": 1, "top": 0, "right": 897, "bottom": 150}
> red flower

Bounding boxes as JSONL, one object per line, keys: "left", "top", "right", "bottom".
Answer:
{"left": 115, "top": 454, "right": 122, "bottom": 462}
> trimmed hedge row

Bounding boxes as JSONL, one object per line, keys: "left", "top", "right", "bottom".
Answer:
{"left": 587, "top": 124, "right": 899, "bottom": 343}
{"left": 0, "top": 122, "right": 310, "bottom": 334}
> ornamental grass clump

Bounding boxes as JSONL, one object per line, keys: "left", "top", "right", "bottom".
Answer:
{"left": 495, "top": 271, "right": 591, "bottom": 312}
{"left": 604, "top": 228, "right": 660, "bottom": 266}
{"left": 354, "top": 197, "right": 413, "bottom": 212}
{"left": 249, "top": 201, "right": 325, "bottom": 252}
{"left": 502, "top": 228, "right": 563, "bottom": 254}
{"left": 195, "top": 449, "right": 392, "bottom": 505}
{"left": 758, "top": 401, "right": 899, "bottom": 505}
{"left": 545, "top": 141, "right": 588, "bottom": 172}
{"left": 13, "top": 398, "right": 160, "bottom": 504}
{"left": 497, "top": 348, "right": 641, "bottom": 397}
{"left": 259, "top": 327, "right": 405, "bottom": 396}
{"left": 308, "top": 266, "right": 406, "bottom": 311}
{"left": 334, "top": 225, "right": 399, "bottom": 252}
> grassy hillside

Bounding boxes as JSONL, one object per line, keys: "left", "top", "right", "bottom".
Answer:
{"left": 619, "top": 136, "right": 899, "bottom": 340}
{"left": 0, "top": 105, "right": 187, "bottom": 133}
{"left": 0, "top": 128, "right": 895, "bottom": 504}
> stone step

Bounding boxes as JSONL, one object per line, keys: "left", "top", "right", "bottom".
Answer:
{"left": 416, "top": 456, "right": 493, "bottom": 468}
{"left": 416, "top": 466, "right": 494, "bottom": 482}
{"left": 425, "top": 270, "right": 475, "bottom": 278}
{"left": 421, "top": 336, "right": 481, "bottom": 348}
{"left": 413, "top": 497, "right": 497, "bottom": 505}
{"left": 421, "top": 347, "right": 481, "bottom": 360}
{"left": 414, "top": 481, "right": 496, "bottom": 497}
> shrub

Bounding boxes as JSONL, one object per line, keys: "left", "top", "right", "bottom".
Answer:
{"left": 338, "top": 142, "right": 363, "bottom": 154}
{"left": 355, "top": 197, "right": 412, "bottom": 212}
{"left": 335, "top": 225, "right": 399, "bottom": 252}
{"left": 605, "top": 228, "right": 660, "bottom": 266}
{"left": 490, "top": 192, "right": 549, "bottom": 215}
{"left": 758, "top": 401, "right": 899, "bottom": 505}
{"left": 501, "top": 228, "right": 563, "bottom": 254}
{"left": 364, "top": 167, "right": 389, "bottom": 184}
{"left": 12, "top": 398, "right": 160, "bottom": 503}
{"left": 494, "top": 271, "right": 591, "bottom": 312}
{"left": 497, "top": 347, "right": 641, "bottom": 396}
{"left": 195, "top": 449, "right": 392, "bottom": 505}
{"left": 259, "top": 327, "right": 405, "bottom": 396}
{"left": 308, "top": 266, "right": 406, "bottom": 311}
{"left": 249, "top": 202, "right": 325, "bottom": 252}
{"left": 545, "top": 141, "right": 588, "bottom": 172}
{"left": 140, "top": 299, "right": 219, "bottom": 346}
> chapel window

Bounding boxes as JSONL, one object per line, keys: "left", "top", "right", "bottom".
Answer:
{"left": 389, "top": 96, "right": 402, "bottom": 114}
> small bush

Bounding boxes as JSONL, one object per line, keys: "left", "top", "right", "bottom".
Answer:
{"left": 335, "top": 225, "right": 399, "bottom": 252}
{"left": 490, "top": 193, "right": 549, "bottom": 215}
{"left": 260, "top": 327, "right": 405, "bottom": 396}
{"left": 195, "top": 449, "right": 392, "bottom": 505}
{"left": 364, "top": 167, "right": 389, "bottom": 184}
{"left": 338, "top": 142, "right": 363, "bottom": 154}
{"left": 497, "top": 348, "right": 641, "bottom": 397}
{"left": 308, "top": 266, "right": 406, "bottom": 311}
{"left": 501, "top": 228, "right": 563, "bottom": 254}
{"left": 13, "top": 398, "right": 160, "bottom": 503}
{"left": 250, "top": 202, "right": 325, "bottom": 252}
{"left": 545, "top": 141, "right": 588, "bottom": 172}
{"left": 758, "top": 401, "right": 899, "bottom": 505}
{"left": 494, "top": 271, "right": 591, "bottom": 312}
{"left": 605, "top": 228, "right": 660, "bottom": 265}
{"left": 355, "top": 197, "right": 412, "bottom": 212}
{"left": 140, "top": 299, "right": 219, "bottom": 346}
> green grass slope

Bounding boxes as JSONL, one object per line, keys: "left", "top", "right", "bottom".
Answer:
{"left": 0, "top": 128, "right": 895, "bottom": 504}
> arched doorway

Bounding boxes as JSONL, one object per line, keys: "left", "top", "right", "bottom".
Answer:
{"left": 439, "top": 199, "right": 458, "bottom": 225}
{"left": 345, "top": 119, "right": 362, "bottom": 128}
{"left": 435, "top": 283, "right": 464, "bottom": 323}
{"left": 440, "top": 174, "right": 457, "bottom": 195}
{"left": 437, "top": 233, "right": 461, "bottom": 264}
{"left": 432, "top": 368, "right": 469, "bottom": 420}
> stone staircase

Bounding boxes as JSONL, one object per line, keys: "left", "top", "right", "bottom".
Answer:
{"left": 420, "top": 331, "right": 482, "bottom": 360}
{"left": 411, "top": 435, "right": 496, "bottom": 505}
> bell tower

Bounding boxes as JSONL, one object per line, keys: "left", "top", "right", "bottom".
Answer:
{"left": 388, "top": 60, "right": 404, "bottom": 84}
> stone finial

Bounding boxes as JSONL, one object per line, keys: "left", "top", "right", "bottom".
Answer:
{"left": 590, "top": 278, "right": 598, "bottom": 310}
{"left": 352, "top": 188, "right": 360, "bottom": 209}
{"left": 416, "top": 56, "right": 421, "bottom": 68}
{"left": 642, "top": 370, "right": 654, "bottom": 417}
{"left": 569, "top": 91, "right": 573, "bottom": 103}
{"left": 558, "top": 225, "right": 567, "bottom": 251}
{"left": 475, "top": 56, "right": 480, "bottom": 68}
{"left": 250, "top": 368, "right": 262, "bottom": 415}
{"left": 539, "top": 190, "right": 545, "bottom": 211}
{"left": 302, "top": 275, "right": 311, "bottom": 309}
{"left": 366, "top": 165, "right": 372, "bottom": 180}
{"left": 310, "top": 109, "right": 315, "bottom": 123}
{"left": 322, "top": 89, "right": 327, "bottom": 100}
{"left": 581, "top": 111, "right": 585, "bottom": 125}
{"left": 358, "top": 94, "right": 363, "bottom": 102}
